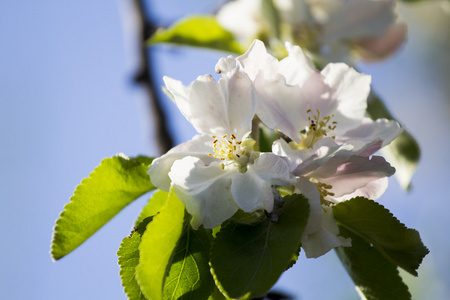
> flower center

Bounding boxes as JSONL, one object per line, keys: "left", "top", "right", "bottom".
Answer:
{"left": 314, "top": 182, "right": 335, "bottom": 206}
{"left": 209, "top": 134, "right": 246, "bottom": 160}
{"left": 208, "top": 134, "right": 257, "bottom": 170}
{"left": 299, "top": 109, "right": 337, "bottom": 149}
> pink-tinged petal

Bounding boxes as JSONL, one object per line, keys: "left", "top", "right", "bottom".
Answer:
{"left": 254, "top": 73, "right": 307, "bottom": 142}
{"left": 333, "top": 177, "right": 388, "bottom": 202}
{"left": 355, "top": 22, "right": 407, "bottom": 61}
{"left": 320, "top": 63, "right": 371, "bottom": 134}
{"left": 148, "top": 134, "right": 216, "bottom": 191}
{"left": 231, "top": 153, "right": 294, "bottom": 212}
{"left": 315, "top": 155, "right": 395, "bottom": 198}
{"left": 299, "top": 71, "right": 338, "bottom": 123}
{"left": 357, "top": 140, "right": 383, "bottom": 157}
{"left": 301, "top": 206, "right": 351, "bottom": 258}
{"left": 336, "top": 118, "right": 403, "bottom": 152}
{"left": 292, "top": 138, "right": 354, "bottom": 177}
{"left": 169, "top": 156, "right": 239, "bottom": 229}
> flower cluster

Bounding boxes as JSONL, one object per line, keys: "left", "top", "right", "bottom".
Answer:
{"left": 148, "top": 40, "right": 402, "bottom": 258}
{"left": 217, "top": 0, "right": 407, "bottom": 63}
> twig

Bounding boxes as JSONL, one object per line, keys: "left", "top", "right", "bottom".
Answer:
{"left": 130, "top": 0, "right": 174, "bottom": 154}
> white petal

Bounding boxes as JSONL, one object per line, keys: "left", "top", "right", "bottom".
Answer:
{"left": 169, "top": 156, "right": 239, "bottom": 229}
{"left": 295, "top": 176, "right": 322, "bottom": 237}
{"left": 236, "top": 39, "right": 279, "bottom": 80}
{"left": 164, "top": 75, "right": 222, "bottom": 135}
{"left": 254, "top": 73, "right": 307, "bottom": 142}
{"left": 320, "top": 63, "right": 371, "bottom": 134}
{"left": 272, "top": 138, "right": 314, "bottom": 172}
{"left": 148, "top": 134, "right": 215, "bottom": 191}
{"left": 301, "top": 206, "right": 351, "bottom": 258}
{"left": 231, "top": 153, "right": 293, "bottom": 212}
{"left": 336, "top": 118, "right": 403, "bottom": 152}
{"left": 279, "top": 42, "right": 316, "bottom": 86}
{"left": 163, "top": 65, "right": 255, "bottom": 140}
{"left": 218, "top": 64, "right": 257, "bottom": 140}
{"left": 215, "top": 55, "right": 238, "bottom": 74}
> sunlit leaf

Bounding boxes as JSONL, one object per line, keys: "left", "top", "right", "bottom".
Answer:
{"left": 163, "top": 226, "right": 214, "bottom": 300}
{"left": 118, "top": 217, "right": 154, "bottom": 300}
{"left": 149, "top": 16, "right": 244, "bottom": 54}
{"left": 210, "top": 194, "right": 309, "bottom": 299}
{"left": 135, "top": 189, "right": 168, "bottom": 226}
{"left": 135, "top": 191, "right": 186, "bottom": 300}
{"left": 51, "top": 154, "right": 155, "bottom": 260}
{"left": 333, "top": 197, "right": 429, "bottom": 276}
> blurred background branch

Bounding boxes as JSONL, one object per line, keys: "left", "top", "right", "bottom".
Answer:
{"left": 129, "top": 0, "right": 174, "bottom": 154}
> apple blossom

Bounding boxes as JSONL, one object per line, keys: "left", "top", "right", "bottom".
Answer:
{"left": 217, "top": 40, "right": 401, "bottom": 257}
{"left": 217, "top": 40, "right": 403, "bottom": 152}
{"left": 277, "top": 136, "right": 395, "bottom": 257}
{"left": 148, "top": 57, "right": 293, "bottom": 229}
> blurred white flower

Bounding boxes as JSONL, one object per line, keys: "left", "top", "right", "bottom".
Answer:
{"left": 217, "top": 0, "right": 406, "bottom": 62}
{"left": 148, "top": 58, "right": 293, "bottom": 229}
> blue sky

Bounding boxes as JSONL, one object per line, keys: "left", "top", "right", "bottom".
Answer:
{"left": 1, "top": 1, "right": 449, "bottom": 299}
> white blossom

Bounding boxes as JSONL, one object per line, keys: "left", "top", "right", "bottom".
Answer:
{"left": 219, "top": 40, "right": 402, "bottom": 257}
{"left": 148, "top": 58, "right": 293, "bottom": 229}
{"left": 225, "top": 40, "right": 403, "bottom": 151}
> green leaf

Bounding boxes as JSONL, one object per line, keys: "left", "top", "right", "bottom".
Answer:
{"left": 118, "top": 217, "right": 154, "bottom": 300}
{"left": 51, "top": 154, "right": 155, "bottom": 260}
{"left": 210, "top": 194, "right": 309, "bottom": 299}
{"left": 333, "top": 197, "right": 429, "bottom": 276}
{"left": 149, "top": 16, "right": 244, "bottom": 54}
{"left": 136, "top": 191, "right": 187, "bottom": 300}
{"left": 135, "top": 190, "right": 168, "bottom": 226}
{"left": 135, "top": 155, "right": 155, "bottom": 166}
{"left": 258, "top": 127, "right": 280, "bottom": 153}
{"left": 367, "top": 94, "right": 420, "bottom": 190}
{"left": 335, "top": 226, "right": 411, "bottom": 300}
{"left": 163, "top": 226, "right": 214, "bottom": 300}
{"left": 382, "top": 131, "right": 420, "bottom": 190}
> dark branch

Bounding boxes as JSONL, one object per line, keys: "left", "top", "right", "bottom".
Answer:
{"left": 130, "top": 0, "right": 174, "bottom": 154}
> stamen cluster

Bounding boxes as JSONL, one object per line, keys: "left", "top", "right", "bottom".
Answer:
{"left": 300, "top": 109, "right": 337, "bottom": 149}
{"left": 209, "top": 134, "right": 246, "bottom": 162}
